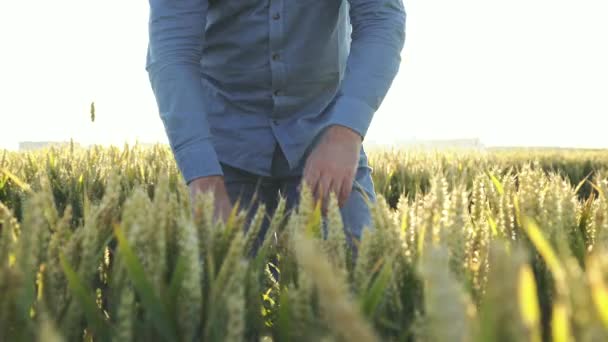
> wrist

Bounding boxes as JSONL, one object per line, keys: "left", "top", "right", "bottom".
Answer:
{"left": 326, "top": 124, "right": 363, "bottom": 143}
{"left": 189, "top": 175, "right": 225, "bottom": 191}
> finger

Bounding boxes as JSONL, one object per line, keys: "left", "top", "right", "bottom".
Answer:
{"left": 319, "top": 175, "right": 333, "bottom": 214}
{"left": 303, "top": 167, "right": 320, "bottom": 194}
{"left": 305, "top": 172, "right": 322, "bottom": 212}
{"left": 303, "top": 155, "right": 316, "bottom": 179}
{"left": 333, "top": 177, "right": 343, "bottom": 208}
{"left": 318, "top": 174, "right": 332, "bottom": 202}
{"left": 311, "top": 173, "right": 323, "bottom": 206}
{"left": 339, "top": 174, "right": 354, "bottom": 208}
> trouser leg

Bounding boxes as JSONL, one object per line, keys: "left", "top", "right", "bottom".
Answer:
{"left": 338, "top": 164, "right": 377, "bottom": 259}
{"left": 219, "top": 161, "right": 279, "bottom": 255}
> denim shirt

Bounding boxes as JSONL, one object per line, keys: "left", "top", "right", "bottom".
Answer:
{"left": 146, "top": 0, "right": 406, "bottom": 184}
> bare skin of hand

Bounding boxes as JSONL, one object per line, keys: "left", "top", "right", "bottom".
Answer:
{"left": 188, "top": 175, "right": 233, "bottom": 224}
{"left": 303, "top": 125, "right": 362, "bottom": 214}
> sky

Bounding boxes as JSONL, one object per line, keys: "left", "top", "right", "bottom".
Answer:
{"left": 0, "top": 0, "right": 607, "bottom": 151}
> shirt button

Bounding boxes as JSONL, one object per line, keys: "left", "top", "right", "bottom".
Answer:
{"left": 272, "top": 13, "right": 280, "bottom": 20}
{"left": 273, "top": 89, "right": 281, "bottom": 96}
{"left": 272, "top": 53, "right": 280, "bottom": 61}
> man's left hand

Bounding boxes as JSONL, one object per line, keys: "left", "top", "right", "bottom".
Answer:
{"left": 303, "top": 125, "right": 362, "bottom": 214}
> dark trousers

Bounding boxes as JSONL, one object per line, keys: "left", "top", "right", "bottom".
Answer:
{"left": 219, "top": 143, "right": 377, "bottom": 253}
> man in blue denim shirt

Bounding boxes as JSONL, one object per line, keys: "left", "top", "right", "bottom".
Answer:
{"left": 146, "top": 0, "right": 406, "bottom": 247}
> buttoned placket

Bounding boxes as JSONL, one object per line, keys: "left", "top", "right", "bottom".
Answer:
{"left": 268, "top": 0, "right": 286, "bottom": 123}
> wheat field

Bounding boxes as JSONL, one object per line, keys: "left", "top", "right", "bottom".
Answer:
{"left": 1, "top": 143, "right": 608, "bottom": 342}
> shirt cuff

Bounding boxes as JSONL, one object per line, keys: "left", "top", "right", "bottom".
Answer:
{"left": 326, "top": 95, "right": 375, "bottom": 141}
{"left": 173, "top": 140, "right": 224, "bottom": 185}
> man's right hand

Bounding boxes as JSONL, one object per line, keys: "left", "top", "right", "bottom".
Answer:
{"left": 188, "top": 175, "right": 233, "bottom": 224}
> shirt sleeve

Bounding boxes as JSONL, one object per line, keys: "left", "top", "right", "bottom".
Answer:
{"left": 326, "top": 0, "right": 406, "bottom": 140}
{"left": 145, "top": 0, "right": 223, "bottom": 185}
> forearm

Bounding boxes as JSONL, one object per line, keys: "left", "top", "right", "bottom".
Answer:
{"left": 146, "top": 0, "right": 222, "bottom": 184}
{"left": 326, "top": 0, "right": 407, "bottom": 140}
